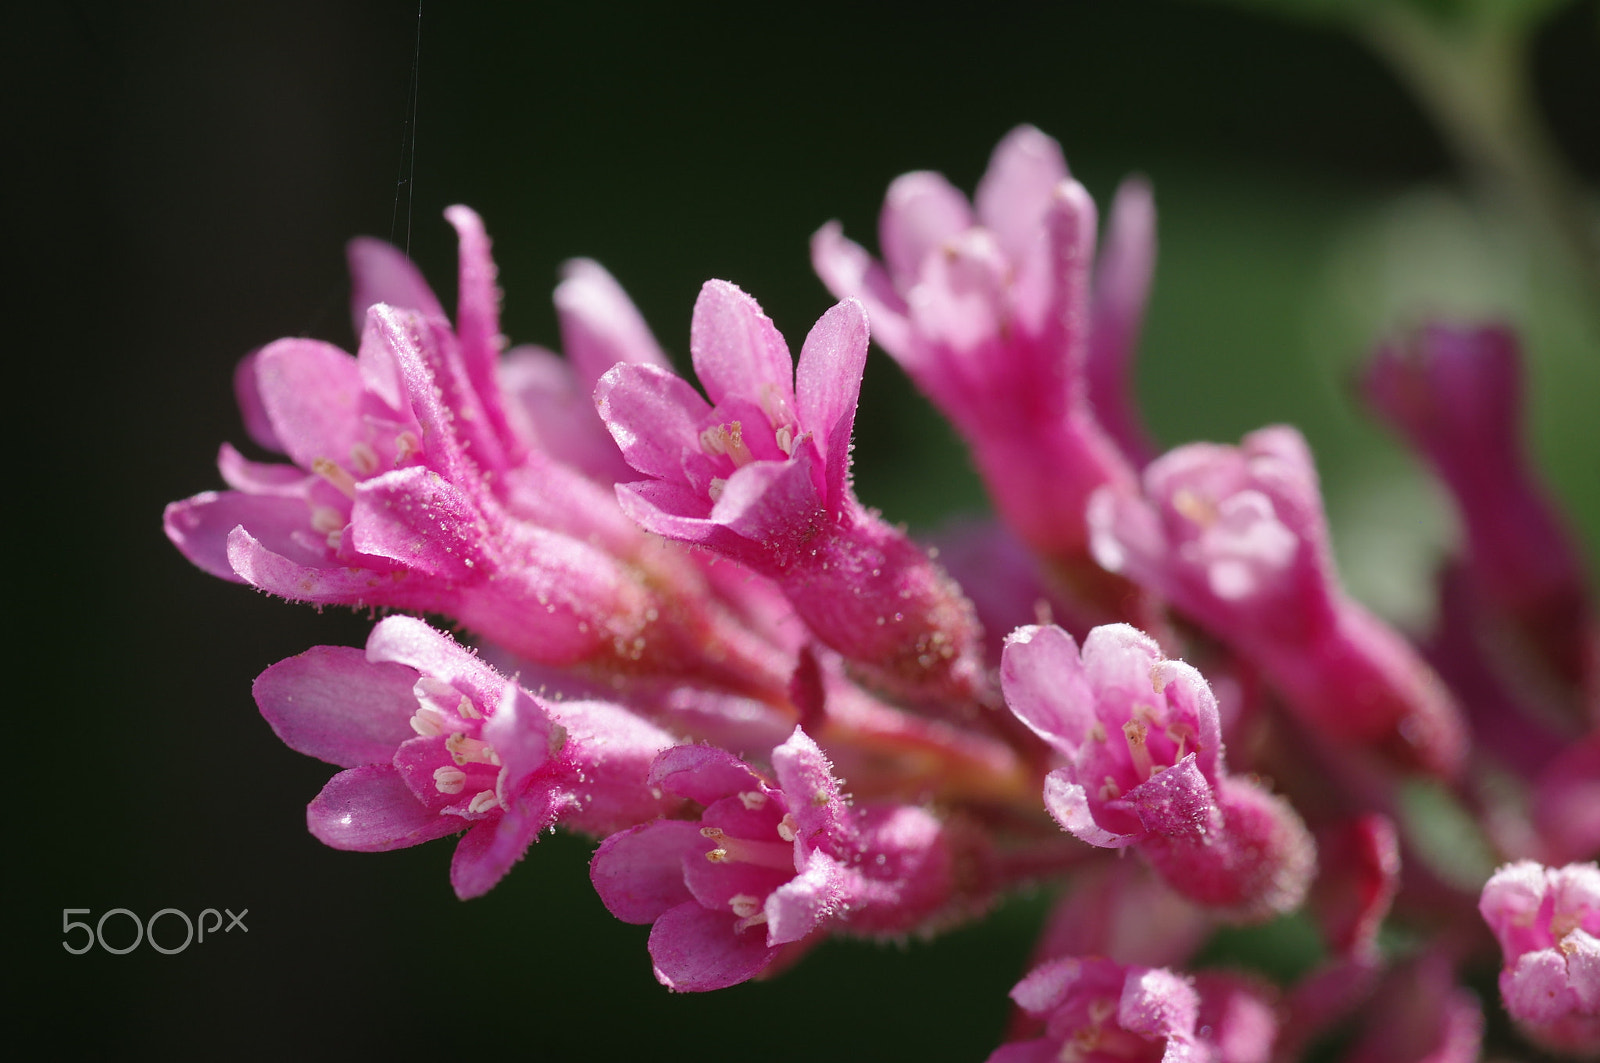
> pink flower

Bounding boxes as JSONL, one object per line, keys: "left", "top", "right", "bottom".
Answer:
{"left": 1479, "top": 860, "right": 1600, "bottom": 1055}
{"left": 1088, "top": 426, "right": 1467, "bottom": 777}
{"left": 589, "top": 728, "right": 961, "bottom": 991}
{"left": 253, "top": 616, "right": 679, "bottom": 899}
{"left": 812, "top": 125, "right": 1146, "bottom": 563}
{"left": 1001, "top": 622, "right": 1314, "bottom": 920}
{"left": 596, "top": 280, "right": 985, "bottom": 700}
{"left": 989, "top": 957, "right": 1209, "bottom": 1063}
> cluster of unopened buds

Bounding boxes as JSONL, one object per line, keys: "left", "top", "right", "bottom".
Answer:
{"left": 166, "top": 127, "right": 1598, "bottom": 1058}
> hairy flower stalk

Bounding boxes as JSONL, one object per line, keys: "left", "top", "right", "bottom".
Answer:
{"left": 163, "top": 125, "right": 1600, "bottom": 1060}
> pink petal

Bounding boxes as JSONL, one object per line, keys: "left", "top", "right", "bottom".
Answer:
{"left": 233, "top": 348, "right": 283, "bottom": 452}
{"left": 648, "top": 900, "right": 778, "bottom": 992}
{"left": 164, "top": 491, "right": 321, "bottom": 582}
{"left": 1123, "top": 755, "right": 1216, "bottom": 840}
{"left": 795, "top": 297, "right": 868, "bottom": 505}
{"left": 710, "top": 455, "right": 824, "bottom": 552}
{"left": 346, "top": 235, "right": 444, "bottom": 338}
{"left": 809, "top": 221, "right": 912, "bottom": 359}
{"left": 253, "top": 337, "right": 367, "bottom": 472}
{"left": 363, "top": 615, "right": 506, "bottom": 713}
{"left": 1043, "top": 768, "right": 1141, "bottom": 849}
{"left": 449, "top": 787, "right": 571, "bottom": 900}
{"left": 770, "top": 727, "right": 847, "bottom": 851}
{"left": 1088, "top": 176, "right": 1157, "bottom": 464}
{"left": 482, "top": 682, "right": 556, "bottom": 793}
{"left": 974, "top": 125, "right": 1069, "bottom": 265}
{"left": 1001, "top": 624, "right": 1093, "bottom": 756}
{"left": 217, "top": 443, "right": 310, "bottom": 496}
{"left": 306, "top": 765, "right": 462, "bottom": 852}
{"left": 649, "top": 744, "right": 767, "bottom": 806}
{"left": 689, "top": 280, "right": 794, "bottom": 407}
{"left": 349, "top": 466, "right": 483, "bottom": 579}
{"left": 878, "top": 170, "right": 975, "bottom": 289}
{"left": 595, "top": 362, "right": 711, "bottom": 483}
{"left": 225, "top": 525, "right": 399, "bottom": 603}
{"left": 591, "top": 821, "right": 704, "bottom": 923}
{"left": 1118, "top": 966, "right": 1201, "bottom": 1042}
{"left": 765, "top": 848, "right": 848, "bottom": 945}
{"left": 555, "top": 258, "right": 670, "bottom": 388}
{"left": 253, "top": 645, "right": 418, "bottom": 767}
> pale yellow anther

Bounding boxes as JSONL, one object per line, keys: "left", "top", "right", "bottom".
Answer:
{"left": 708, "top": 477, "right": 727, "bottom": 503}
{"left": 1123, "top": 718, "right": 1155, "bottom": 780}
{"left": 1172, "top": 487, "right": 1217, "bottom": 527}
{"left": 312, "top": 458, "right": 359, "bottom": 500}
{"left": 775, "top": 424, "right": 795, "bottom": 457}
{"left": 410, "top": 706, "right": 450, "bottom": 737}
{"left": 395, "top": 430, "right": 422, "bottom": 462}
{"left": 456, "top": 696, "right": 482, "bottom": 720}
{"left": 349, "top": 441, "right": 381, "bottom": 476}
{"left": 1087, "top": 720, "right": 1108, "bottom": 743}
{"left": 467, "top": 789, "right": 501, "bottom": 814}
{"left": 310, "top": 505, "right": 346, "bottom": 535}
{"left": 446, "top": 733, "right": 501, "bottom": 767}
{"left": 737, "top": 791, "right": 768, "bottom": 811}
{"left": 776, "top": 813, "right": 798, "bottom": 843}
{"left": 728, "top": 894, "right": 763, "bottom": 919}
{"left": 433, "top": 766, "right": 467, "bottom": 794}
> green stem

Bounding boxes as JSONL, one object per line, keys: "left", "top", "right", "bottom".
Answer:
{"left": 1366, "top": 6, "right": 1600, "bottom": 312}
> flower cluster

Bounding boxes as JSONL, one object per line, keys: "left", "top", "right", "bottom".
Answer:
{"left": 167, "top": 128, "right": 1598, "bottom": 1057}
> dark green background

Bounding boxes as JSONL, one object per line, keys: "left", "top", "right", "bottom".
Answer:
{"left": 15, "top": 1, "right": 1597, "bottom": 1057}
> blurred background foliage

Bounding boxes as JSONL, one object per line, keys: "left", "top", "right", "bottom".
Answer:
{"left": 15, "top": 0, "right": 1596, "bottom": 1057}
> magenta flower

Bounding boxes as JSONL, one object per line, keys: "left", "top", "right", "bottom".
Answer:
{"left": 1364, "top": 323, "right": 1597, "bottom": 703}
{"left": 812, "top": 125, "right": 1146, "bottom": 563}
{"left": 253, "top": 616, "right": 679, "bottom": 899}
{"left": 989, "top": 957, "right": 1209, "bottom": 1063}
{"left": 1479, "top": 860, "right": 1600, "bottom": 1055}
{"left": 1088, "top": 426, "right": 1467, "bottom": 776}
{"left": 589, "top": 727, "right": 962, "bottom": 991}
{"left": 1002, "top": 622, "right": 1314, "bottom": 920}
{"left": 596, "top": 280, "right": 985, "bottom": 700}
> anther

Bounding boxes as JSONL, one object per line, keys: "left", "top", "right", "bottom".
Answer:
{"left": 776, "top": 813, "right": 798, "bottom": 842}
{"left": 737, "top": 791, "right": 768, "bottom": 811}
{"left": 349, "top": 441, "right": 381, "bottom": 477}
{"left": 699, "top": 826, "right": 796, "bottom": 870}
{"left": 446, "top": 733, "right": 501, "bottom": 767}
{"left": 312, "top": 458, "right": 359, "bottom": 500}
{"left": 1123, "top": 718, "right": 1155, "bottom": 780}
{"left": 433, "top": 766, "right": 467, "bottom": 794}
{"left": 467, "top": 789, "right": 501, "bottom": 814}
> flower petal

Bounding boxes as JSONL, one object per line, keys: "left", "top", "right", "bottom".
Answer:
{"left": 648, "top": 901, "right": 777, "bottom": 992}
{"left": 1043, "top": 768, "right": 1141, "bottom": 848}
{"left": 879, "top": 170, "right": 974, "bottom": 288}
{"left": 347, "top": 236, "right": 444, "bottom": 337}
{"left": 689, "top": 280, "right": 793, "bottom": 408}
{"left": 253, "top": 645, "right": 418, "bottom": 767}
{"left": 307, "top": 765, "right": 461, "bottom": 852}
{"left": 591, "top": 821, "right": 704, "bottom": 924}
{"left": 974, "top": 125, "right": 1069, "bottom": 266}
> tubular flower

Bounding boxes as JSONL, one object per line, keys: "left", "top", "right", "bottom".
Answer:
{"left": 812, "top": 124, "right": 1146, "bottom": 563}
{"left": 165, "top": 211, "right": 783, "bottom": 690}
{"left": 1479, "top": 860, "right": 1600, "bottom": 1055}
{"left": 989, "top": 957, "right": 1210, "bottom": 1063}
{"left": 1088, "top": 426, "right": 1467, "bottom": 777}
{"left": 1363, "top": 323, "right": 1597, "bottom": 707}
{"left": 596, "top": 280, "right": 985, "bottom": 701}
{"left": 589, "top": 727, "right": 965, "bottom": 991}
{"left": 1001, "top": 623, "right": 1314, "bottom": 921}
{"left": 253, "top": 616, "right": 679, "bottom": 899}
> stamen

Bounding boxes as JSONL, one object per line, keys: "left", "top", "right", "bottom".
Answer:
{"left": 1098, "top": 776, "right": 1122, "bottom": 802}
{"left": 433, "top": 766, "right": 467, "bottom": 794}
{"left": 410, "top": 706, "right": 450, "bottom": 737}
{"left": 395, "top": 430, "right": 422, "bottom": 462}
{"left": 775, "top": 424, "right": 795, "bottom": 456}
{"left": 456, "top": 696, "right": 482, "bottom": 720}
{"left": 349, "top": 441, "right": 381, "bottom": 476}
{"left": 446, "top": 733, "right": 501, "bottom": 767}
{"left": 1123, "top": 718, "right": 1155, "bottom": 780}
{"left": 757, "top": 382, "right": 794, "bottom": 428}
{"left": 700, "top": 827, "right": 796, "bottom": 870}
{"left": 1086, "top": 720, "right": 1108, "bottom": 743}
{"left": 708, "top": 477, "right": 727, "bottom": 502}
{"left": 776, "top": 813, "right": 798, "bottom": 842}
{"left": 312, "top": 458, "right": 359, "bottom": 500}
{"left": 737, "top": 791, "right": 768, "bottom": 811}
{"left": 1165, "top": 723, "right": 1196, "bottom": 762}
{"left": 467, "top": 789, "right": 501, "bottom": 814}
{"left": 728, "top": 893, "right": 763, "bottom": 919}
{"left": 1171, "top": 487, "right": 1216, "bottom": 527}
{"left": 309, "top": 505, "right": 346, "bottom": 535}
{"left": 700, "top": 422, "right": 754, "bottom": 466}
